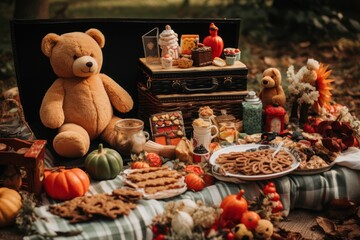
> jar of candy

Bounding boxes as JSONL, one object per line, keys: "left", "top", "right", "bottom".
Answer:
{"left": 242, "top": 91, "right": 262, "bottom": 134}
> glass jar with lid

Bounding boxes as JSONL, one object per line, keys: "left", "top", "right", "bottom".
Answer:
{"left": 242, "top": 91, "right": 263, "bottom": 134}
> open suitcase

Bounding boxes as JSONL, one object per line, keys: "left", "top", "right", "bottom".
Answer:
{"left": 10, "top": 18, "right": 243, "bottom": 165}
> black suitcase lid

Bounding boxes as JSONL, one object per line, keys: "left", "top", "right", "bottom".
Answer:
{"left": 10, "top": 18, "right": 242, "bottom": 164}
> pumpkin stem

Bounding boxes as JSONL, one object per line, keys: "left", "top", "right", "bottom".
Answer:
{"left": 98, "top": 144, "right": 104, "bottom": 153}
{"left": 236, "top": 189, "right": 245, "bottom": 200}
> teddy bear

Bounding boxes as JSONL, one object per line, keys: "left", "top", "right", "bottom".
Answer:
{"left": 40, "top": 28, "right": 133, "bottom": 158}
{"left": 258, "top": 68, "right": 286, "bottom": 108}
{"left": 301, "top": 58, "right": 319, "bottom": 85}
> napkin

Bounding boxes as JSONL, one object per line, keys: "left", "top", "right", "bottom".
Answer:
{"left": 334, "top": 147, "right": 360, "bottom": 170}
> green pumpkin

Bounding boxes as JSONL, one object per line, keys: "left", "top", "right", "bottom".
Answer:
{"left": 84, "top": 144, "right": 123, "bottom": 180}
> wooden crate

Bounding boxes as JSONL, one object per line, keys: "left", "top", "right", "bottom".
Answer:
{"left": 0, "top": 138, "right": 46, "bottom": 195}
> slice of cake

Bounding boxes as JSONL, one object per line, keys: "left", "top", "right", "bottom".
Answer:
{"left": 191, "top": 43, "right": 212, "bottom": 67}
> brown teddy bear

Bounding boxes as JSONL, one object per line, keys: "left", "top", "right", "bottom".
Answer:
{"left": 40, "top": 28, "right": 133, "bottom": 158}
{"left": 258, "top": 68, "right": 286, "bottom": 108}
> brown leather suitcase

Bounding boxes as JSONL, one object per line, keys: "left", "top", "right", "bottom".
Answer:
{"left": 138, "top": 58, "right": 248, "bottom": 95}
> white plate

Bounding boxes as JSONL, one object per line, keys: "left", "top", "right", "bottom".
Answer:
{"left": 123, "top": 169, "right": 187, "bottom": 199}
{"left": 291, "top": 162, "right": 335, "bottom": 175}
{"left": 209, "top": 144, "right": 300, "bottom": 181}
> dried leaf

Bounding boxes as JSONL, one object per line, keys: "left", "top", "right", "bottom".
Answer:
{"left": 280, "top": 56, "right": 295, "bottom": 67}
{"left": 349, "top": 19, "right": 360, "bottom": 32}
{"left": 299, "top": 41, "right": 311, "bottom": 48}
{"left": 263, "top": 56, "right": 277, "bottom": 67}
{"left": 316, "top": 216, "right": 336, "bottom": 235}
{"left": 333, "top": 76, "right": 344, "bottom": 86}
{"left": 320, "top": 51, "right": 334, "bottom": 59}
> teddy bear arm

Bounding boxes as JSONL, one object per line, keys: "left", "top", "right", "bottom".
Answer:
{"left": 258, "top": 90, "right": 263, "bottom": 99}
{"left": 272, "top": 86, "right": 286, "bottom": 106}
{"left": 40, "top": 80, "right": 65, "bottom": 128}
{"left": 100, "top": 74, "right": 134, "bottom": 113}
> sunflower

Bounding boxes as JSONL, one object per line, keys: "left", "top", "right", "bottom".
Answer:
{"left": 313, "top": 63, "right": 334, "bottom": 113}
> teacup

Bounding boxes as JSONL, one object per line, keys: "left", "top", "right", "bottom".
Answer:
{"left": 192, "top": 124, "right": 219, "bottom": 150}
{"left": 114, "top": 118, "right": 149, "bottom": 155}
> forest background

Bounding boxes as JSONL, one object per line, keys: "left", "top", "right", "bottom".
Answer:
{"left": 0, "top": 0, "right": 359, "bottom": 118}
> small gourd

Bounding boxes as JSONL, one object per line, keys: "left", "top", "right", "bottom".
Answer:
{"left": 44, "top": 167, "right": 90, "bottom": 201}
{"left": 0, "top": 187, "right": 22, "bottom": 228}
{"left": 85, "top": 144, "right": 123, "bottom": 181}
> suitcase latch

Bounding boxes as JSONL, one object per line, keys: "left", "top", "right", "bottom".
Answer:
{"left": 172, "top": 80, "right": 182, "bottom": 91}
{"left": 224, "top": 76, "right": 233, "bottom": 87}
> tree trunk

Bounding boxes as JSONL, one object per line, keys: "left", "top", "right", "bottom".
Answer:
{"left": 299, "top": 103, "right": 310, "bottom": 127}
{"left": 13, "top": 0, "right": 49, "bottom": 19}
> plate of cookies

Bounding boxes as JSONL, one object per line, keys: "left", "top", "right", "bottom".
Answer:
{"left": 123, "top": 166, "right": 187, "bottom": 199}
{"left": 291, "top": 155, "right": 335, "bottom": 175}
{"left": 209, "top": 144, "right": 300, "bottom": 181}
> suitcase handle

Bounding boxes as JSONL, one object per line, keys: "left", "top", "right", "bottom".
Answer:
{"left": 179, "top": 78, "right": 219, "bottom": 93}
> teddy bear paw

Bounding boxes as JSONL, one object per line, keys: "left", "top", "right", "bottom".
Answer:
{"left": 53, "top": 132, "right": 90, "bottom": 158}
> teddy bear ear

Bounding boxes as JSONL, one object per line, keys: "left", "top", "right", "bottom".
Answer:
{"left": 272, "top": 68, "right": 280, "bottom": 77}
{"left": 85, "top": 28, "right": 105, "bottom": 48}
{"left": 41, "top": 33, "right": 60, "bottom": 57}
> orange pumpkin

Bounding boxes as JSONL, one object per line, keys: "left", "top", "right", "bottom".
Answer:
{"left": 240, "top": 211, "right": 261, "bottom": 230}
{"left": 44, "top": 167, "right": 90, "bottom": 201}
{"left": 184, "top": 173, "right": 205, "bottom": 191}
{"left": 131, "top": 161, "right": 150, "bottom": 169}
{"left": 0, "top": 187, "right": 22, "bottom": 228}
{"left": 220, "top": 189, "right": 248, "bottom": 228}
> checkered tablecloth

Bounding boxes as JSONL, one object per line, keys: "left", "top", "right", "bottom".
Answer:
{"left": 26, "top": 150, "right": 360, "bottom": 240}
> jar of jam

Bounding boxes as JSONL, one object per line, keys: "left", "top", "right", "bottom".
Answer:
{"left": 242, "top": 91, "right": 262, "bottom": 134}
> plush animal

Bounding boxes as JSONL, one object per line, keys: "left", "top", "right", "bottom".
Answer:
{"left": 301, "top": 58, "right": 319, "bottom": 85}
{"left": 258, "top": 68, "right": 286, "bottom": 108}
{"left": 254, "top": 219, "right": 273, "bottom": 240}
{"left": 40, "top": 28, "right": 133, "bottom": 158}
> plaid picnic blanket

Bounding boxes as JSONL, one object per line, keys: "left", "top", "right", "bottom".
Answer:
{"left": 26, "top": 161, "right": 360, "bottom": 240}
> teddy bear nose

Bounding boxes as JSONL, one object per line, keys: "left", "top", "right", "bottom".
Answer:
{"left": 86, "top": 62, "right": 93, "bottom": 68}
{"left": 262, "top": 80, "right": 268, "bottom": 85}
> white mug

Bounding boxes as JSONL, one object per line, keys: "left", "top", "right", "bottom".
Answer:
{"left": 192, "top": 124, "right": 219, "bottom": 150}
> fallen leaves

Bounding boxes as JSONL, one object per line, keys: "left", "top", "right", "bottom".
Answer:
{"left": 316, "top": 217, "right": 360, "bottom": 239}
{"left": 314, "top": 199, "right": 360, "bottom": 239}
